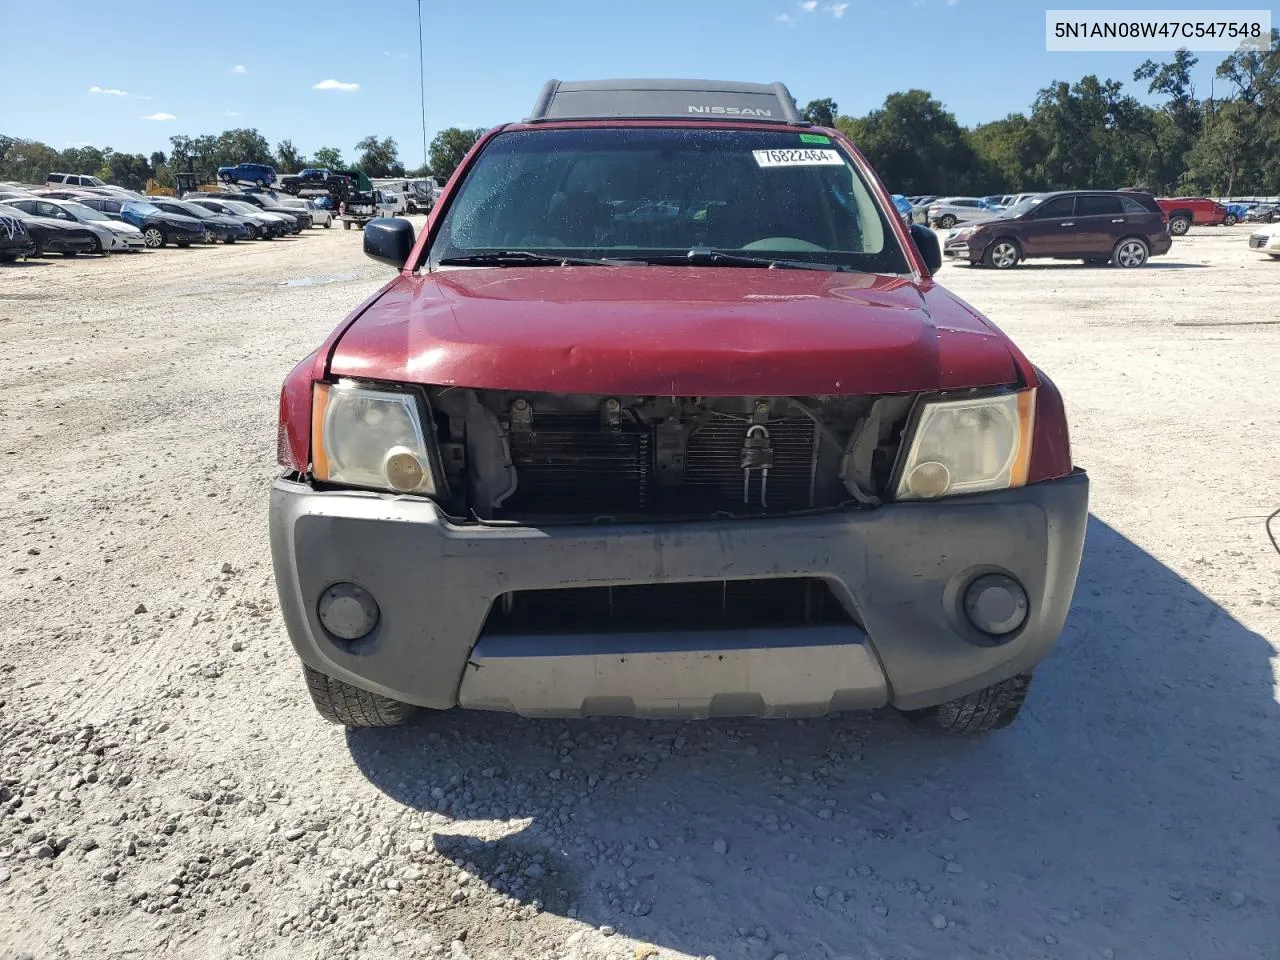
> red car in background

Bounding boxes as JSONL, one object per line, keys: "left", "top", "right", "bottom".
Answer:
{"left": 1155, "top": 197, "right": 1228, "bottom": 236}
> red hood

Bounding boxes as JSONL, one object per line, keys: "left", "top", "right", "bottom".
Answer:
{"left": 327, "top": 266, "right": 1023, "bottom": 395}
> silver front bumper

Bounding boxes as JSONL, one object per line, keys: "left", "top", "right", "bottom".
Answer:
{"left": 270, "top": 472, "right": 1088, "bottom": 717}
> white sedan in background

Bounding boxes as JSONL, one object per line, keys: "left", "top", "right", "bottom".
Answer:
{"left": 1248, "top": 223, "right": 1280, "bottom": 258}
{"left": 3, "top": 196, "right": 145, "bottom": 252}
{"left": 276, "top": 196, "right": 332, "bottom": 228}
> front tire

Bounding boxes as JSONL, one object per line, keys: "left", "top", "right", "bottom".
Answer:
{"left": 938, "top": 215, "right": 957, "bottom": 229}
{"left": 984, "top": 239, "right": 1020, "bottom": 269}
{"left": 302, "top": 665, "right": 416, "bottom": 727}
{"left": 1168, "top": 215, "right": 1190, "bottom": 236}
{"left": 903, "top": 674, "right": 1032, "bottom": 734}
{"left": 143, "top": 226, "right": 166, "bottom": 249}
{"left": 1224, "top": 214, "right": 1237, "bottom": 226}
{"left": 1112, "top": 237, "right": 1149, "bottom": 268}
{"left": 324, "top": 221, "right": 332, "bottom": 229}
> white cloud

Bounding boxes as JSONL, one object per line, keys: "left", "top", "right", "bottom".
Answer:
{"left": 825, "top": 2, "right": 849, "bottom": 15}
{"left": 313, "top": 78, "right": 359, "bottom": 92}
{"left": 230, "top": 64, "right": 247, "bottom": 74}
{"left": 800, "top": 0, "right": 817, "bottom": 10}
{"left": 775, "top": 12, "right": 796, "bottom": 24}
{"left": 89, "top": 85, "right": 128, "bottom": 97}
{"left": 141, "top": 112, "right": 177, "bottom": 121}
{"left": 224, "top": 110, "right": 240, "bottom": 117}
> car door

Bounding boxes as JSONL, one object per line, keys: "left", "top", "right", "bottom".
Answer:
{"left": 1072, "top": 194, "right": 1125, "bottom": 255}
{"left": 1018, "top": 196, "right": 1078, "bottom": 257}
{"left": 35, "top": 201, "right": 74, "bottom": 223}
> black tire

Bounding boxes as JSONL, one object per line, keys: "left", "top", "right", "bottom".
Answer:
{"left": 983, "top": 238, "right": 1020, "bottom": 269}
{"left": 143, "top": 226, "right": 166, "bottom": 249}
{"left": 90, "top": 236, "right": 103, "bottom": 255}
{"left": 324, "top": 221, "right": 332, "bottom": 229}
{"left": 1168, "top": 215, "right": 1190, "bottom": 236}
{"left": 176, "top": 237, "right": 190, "bottom": 248}
{"left": 1112, "top": 236, "right": 1149, "bottom": 268}
{"left": 255, "top": 178, "right": 266, "bottom": 188}
{"left": 302, "top": 665, "right": 416, "bottom": 727}
{"left": 32, "top": 238, "right": 45, "bottom": 257}
{"left": 1224, "top": 214, "right": 1237, "bottom": 226}
{"left": 903, "top": 674, "right": 1032, "bottom": 734}
{"left": 938, "top": 214, "right": 957, "bottom": 229}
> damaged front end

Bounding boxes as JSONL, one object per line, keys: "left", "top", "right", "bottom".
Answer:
{"left": 423, "top": 389, "right": 916, "bottom": 522}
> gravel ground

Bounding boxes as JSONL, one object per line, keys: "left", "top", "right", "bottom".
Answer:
{"left": 1, "top": 224, "right": 1278, "bottom": 960}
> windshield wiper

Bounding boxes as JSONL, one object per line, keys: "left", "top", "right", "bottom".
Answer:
{"left": 639, "top": 248, "right": 847, "bottom": 271}
{"left": 437, "top": 251, "right": 638, "bottom": 267}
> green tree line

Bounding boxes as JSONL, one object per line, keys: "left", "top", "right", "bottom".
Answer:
{"left": 3, "top": 36, "right": 1275, "bottom": 196}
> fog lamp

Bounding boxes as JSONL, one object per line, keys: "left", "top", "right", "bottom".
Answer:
{"left": 318, "top": 582, "right": 380, "bottom": 641}
{"left": 963, "top": 574, "right": 1028, "bottom": 637}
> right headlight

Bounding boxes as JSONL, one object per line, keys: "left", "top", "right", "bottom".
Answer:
{"left": 895, "top": 390, "right": 1036, "bottom": 501}
{"left": 311, "top": 381, "right": 437, "bottom": 495}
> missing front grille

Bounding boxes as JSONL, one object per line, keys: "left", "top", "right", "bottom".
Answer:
{"left": 482, "top": 578, "right": 855, "bottom": 635}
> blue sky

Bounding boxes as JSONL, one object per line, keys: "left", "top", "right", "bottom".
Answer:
{"left": 1, "top": 0, "right": 1252, "bottom": 167}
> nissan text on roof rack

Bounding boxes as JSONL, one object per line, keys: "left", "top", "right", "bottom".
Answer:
{"left": 270, "top": 79, "right": 1089, "bottom": 734}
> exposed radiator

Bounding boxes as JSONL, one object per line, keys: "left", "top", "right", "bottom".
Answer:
{"left": 501, "top": 410, "right": 818, "bottom": 516}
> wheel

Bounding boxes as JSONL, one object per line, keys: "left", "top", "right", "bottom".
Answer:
{"left": 324, "top": 221, "right": 332, "bottom": 229}
{"left": 143, "top": 226, "right": 165, "bottom": 248}
{"left": 90, "top": 236, "right": 103, "bottom": 255}
{"left": 1112, "top": 236, "right": 1149, "bottom": 268}
{"left": 248, "top": 225, "right": 261, "bottom": 239}
{"left": 223, "top": 237, "right": 236, "bottom": 244}
{"left": 32, "top": 238, "right": 45, "bottom": 257}
{"left": 903, "top": 674, "right": 1032, "bottom": 734}
{"left": 302, "top": 665, "right": 416, "bottom": 727}
{"left": 255, "top": 178, "right": 266, "bottom": 188}
{"left": 1224, "top": 214, "right": 1237, "bottom": 226}
{"left": 938, "top": 214, "right": 957, "bottom": 229}
{"left": 176, "top": 238, "right": 190, "bottom": 248}
{"left": 1168, "top": 215, "right": 1190, "bottom": 236}
{"left": 983, "top": 239, "right": 1020, "bottom": 269}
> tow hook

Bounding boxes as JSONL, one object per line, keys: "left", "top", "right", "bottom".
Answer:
{"left": 741, "top": 424, "right": 774, "bottom": 507}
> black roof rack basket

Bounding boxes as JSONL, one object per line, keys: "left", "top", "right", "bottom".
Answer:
{"left": 525, "top": 78, "right": 806, "bottom": 125}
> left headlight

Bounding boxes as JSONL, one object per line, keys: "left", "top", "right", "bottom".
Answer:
{"left": 895, "top": 391, "right": 1036, "bottom": 501}
{"left": 311, "top": 381, "right": 437, "bottom": 495}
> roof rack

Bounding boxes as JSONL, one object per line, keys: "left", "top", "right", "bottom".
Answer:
{"left": 525, "top": 78, "right": 806, "bottom": 125}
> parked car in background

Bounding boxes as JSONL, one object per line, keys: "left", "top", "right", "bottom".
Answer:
{"left": 942, "top": 190, "right": 1171, "bottom": 269}
{"left": 890, "top": 194, "right": 913, "bottom": 225}
{"left": 1244, "top": 203, "right": 1279, "bottom": 223}
{"left": 76, "top": 196, "right": 208, "bottom": 248}
{"left": 3, "top": 196, "right": 145, "bottom": 252}
{"left": 147, "top": 197, "right": 249, "bottom": 243}
{"left": 202, "top": 191, "right": 309, "bottom": 231}
{"left": 0, "top": 189, "right": 35, "bottom": 202}
{"left": 0, "top": 212, "right": 36, "bottom": 262}
{"left": 184, "top": 196, "right": 289, "bottom": 238}
{"left": 927, "top": 197, "right": 1004, "bottom": 228}
{"left": 982, "top": 194, "right": 1014, "bottom": 208}
{"left": 1155, "top": 196, "right": 1227, "bottom": 235}
{"left": 45, "top": 172, "right": 109, "bottom": 190}
{"left": 0, "top": 202, "right": 100, "bottom": 257}
{"left": 279, "top": 168, "right": 341, "bottom": 194}
{"left": 909, "top": 195, "right": 937, "bottom": 223}
{"left": 1247, "top": 223, "right": 1280, "bottom": 258}
{"left": 217, "top": 163, "right": 277, "bottom": 187}
{"left": 276, "top": 196, "right": 332, "bottom": 228}
{"left": 1224, "top": 203, "right": 1248, "bottom": 225}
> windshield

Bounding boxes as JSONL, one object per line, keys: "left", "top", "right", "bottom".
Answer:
{"left": 430, "top": 127, "right": 908, "bottom": 272}
{"left": 174, "top": 202, "right": 215, "bottom": 219}
{"left": 125, "top": 201, "right": 162, "bottom": 216}
{"left": 225, "top": 201, "right": 264, "bottom": 216}
{"left": 61, "top": 202, "right": 109, "bottom": 221}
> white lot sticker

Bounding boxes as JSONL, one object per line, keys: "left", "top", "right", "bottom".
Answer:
{"left": 752, "top": 148, "right": 844, "bottom": 168}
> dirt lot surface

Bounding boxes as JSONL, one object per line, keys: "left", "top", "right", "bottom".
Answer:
{"left": 2, "top": 224, "right": 1278, "bottom": 960}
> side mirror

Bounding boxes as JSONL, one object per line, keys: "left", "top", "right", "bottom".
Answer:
{"left": 910, "top": 222, "right": 942, "bottom": 274}
{"left": 363, "top": 216, "right": 415, "bottom": 268}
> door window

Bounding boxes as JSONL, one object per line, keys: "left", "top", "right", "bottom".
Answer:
{"left": 1034, "top": 197, "right": 1076, "bottom": 219}
{"left": 1076, "top": 195, "right": 1122, "bottom": 217}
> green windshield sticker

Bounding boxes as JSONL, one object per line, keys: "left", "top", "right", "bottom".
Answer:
{"left": 799, "top": 133, "right": 831, "bottom": 144}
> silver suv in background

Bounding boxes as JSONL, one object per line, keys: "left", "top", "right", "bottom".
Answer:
{"left": 927, "top": 197, "right": 1005, "bottom": 229}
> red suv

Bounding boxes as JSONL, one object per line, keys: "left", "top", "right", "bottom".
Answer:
{"left": 270, "top": 79, "right": 1088, "bottom": 735}
{"left": 1155, "top": 197, "right": 1228, "bottom": 235}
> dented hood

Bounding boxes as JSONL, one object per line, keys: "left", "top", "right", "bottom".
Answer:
{"left": 328, "top": 266, "right": 1022, "bottom": 396}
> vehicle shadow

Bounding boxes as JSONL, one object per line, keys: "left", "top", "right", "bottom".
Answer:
{"left": 956, "top": 262, "right": 1209, "bottom": 271}
{"left": 0, "top": 260, "right": 51, "bottom": 269}
{"left": 347, "top": 515, "right": 1279, "bottom": 958}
